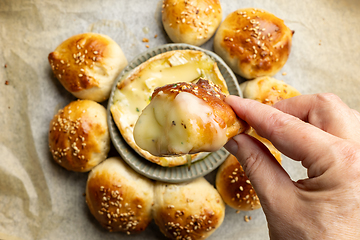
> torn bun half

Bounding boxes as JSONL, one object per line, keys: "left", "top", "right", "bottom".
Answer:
{"left": 134, "top": 79, "right": 247, "bottom": 157}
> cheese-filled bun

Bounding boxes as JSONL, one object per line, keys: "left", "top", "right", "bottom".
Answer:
{"left": 214, "top": 8, "right": 293, "bottom": 79}
{"left": 86, "top": 157, "right": 154, "bottom": 234}
{"left": 48, "top": 100, "right": 110, "bottom": 172}
{"left": 240, "top": 76, "right": 301, "bottom": 105}
{"left": 162, "top": 0, "right": 222, "bottom": 46}
{"left": 134, "top": 79, "right": 247, "bottom": 157}
{"left": 153, "top": 177, "right": 225, "bottom": 240}
{"left": 48, "top": 33, "right": 127, "bottom": 102}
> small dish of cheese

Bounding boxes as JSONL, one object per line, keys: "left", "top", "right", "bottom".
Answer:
{"left": 107, "top": 43, "right": 242, "bottom": 182}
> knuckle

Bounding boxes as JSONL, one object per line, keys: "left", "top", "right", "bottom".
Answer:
{"left": 315, "top": 93, "right": 342, "bottom": 105}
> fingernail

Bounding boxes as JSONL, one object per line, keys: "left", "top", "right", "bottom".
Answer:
{"left": 224, "top": 138, "right": 238, "bottom": 155}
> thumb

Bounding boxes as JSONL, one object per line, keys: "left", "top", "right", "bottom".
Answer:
{"left": 224, "top": 134, "right": 296, "bottom": 208}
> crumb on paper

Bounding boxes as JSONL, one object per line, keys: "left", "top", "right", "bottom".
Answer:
{"left": 154, "top": 34, "right": 158, "bottom": 38}
{"left": 282, "top": 72, "right": 287, "bottom": 76}
{"left": 244, "top": 215, "right": 251, "bottom": 222}
{"left": 142, "top": 38, "right": 149, "bottom": 43}
{"left": 145, "top": 45, "right": 150, "bottom": 48}
{"left": 236, "top": 210, "right": 240, "bottom": 214}
{"left": 4, "top": 64, "right": 7, "bottom": 68}
{"left": 5, "top": 80, "right": 9, "bottom": 85}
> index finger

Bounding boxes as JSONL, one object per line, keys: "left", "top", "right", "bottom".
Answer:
{"left": 226, "top": 95, "right": 339, "bottom": 177}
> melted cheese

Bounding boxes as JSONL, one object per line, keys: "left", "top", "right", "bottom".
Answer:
{"left": 134, "top": 92, "right": 228, "bottom": 156}
{"left": 111, "top": 50, "right": 228, "bottom": 166}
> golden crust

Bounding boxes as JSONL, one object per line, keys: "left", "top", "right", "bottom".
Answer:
{"left": 140, "top": 79, "right": 247, "bottom": 156}
{"left": 162, "top": 0, "right": 222, "bottom": 46}
{"left": 85, "top": 157, "right": 154, "bottom": 233}
{"left": 216, "top": 154, "right": 261, "bottom": 211}
{"left": 48, "top": 33, "right": 127, "bottom": 102}
{"left": 153, "top": 177, "right": 225, "bottom": 239}
{"left": 48, "top": 100, "right": 110, "bottom": 172}
{"left": 110, "top": 50, "right": 229, "bottom": 167}
{"left": 214, "top": 8, "right": 293, "bottom": 79}
{"left": 240, "top": 76, "right": 301, "bottom": 105}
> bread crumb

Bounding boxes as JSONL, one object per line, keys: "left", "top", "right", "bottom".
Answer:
{"left": 5, "top": 80, "right": 9, "bottom": 85}
{"left": 145, "top": 45, "right": 150, "bottom": 48}
{"left": 154, "top": 34, "right": 158, "bottom": 38}
{"left": 236, "top": 210, "right": 240, "bottom": 214}
{"left": 282, "top": 72, "right": 287, "bottom": 76}
{"left": 4, "top": 64, "right": 7, "bottom": 68}
{"left": 142, "top": 38, "right": 149, "bottom": 43}
{"left": 244, "top": 215, "right": 250, "bottom": 222}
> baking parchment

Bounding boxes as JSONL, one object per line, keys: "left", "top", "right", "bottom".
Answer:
{"left": 0, "top": 0, "right": 359, "bottom": 239}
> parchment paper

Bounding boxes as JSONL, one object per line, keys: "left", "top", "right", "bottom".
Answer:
{"left": 1, "top": 0, "right": 360, "bottom": 239}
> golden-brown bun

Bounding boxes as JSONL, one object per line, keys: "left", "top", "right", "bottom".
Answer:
{"left": 134, "top": 79, "right": 248, "bottom": 157}
{"left": 214, "top": 8, "right": 293, "bottom": 79}
{"left": 86, "top": 157, "right": 154, "bottom": 233}
{"left": 153, "top": 177, "right": 225, "bottom": 240}
{"left": 162, "top": 0, "right": 222, "bottom": 46}
{"left": 240, "top": 76, "right": 301, "bottom": 105}
{"left": 216, "top": 154, "right": 261, "bottom": 211}
{"left": 48, "top": 100, "right": 110, "bottom": 172}
{"left": 48, "top": 33, "right": 127, "bottom": 102}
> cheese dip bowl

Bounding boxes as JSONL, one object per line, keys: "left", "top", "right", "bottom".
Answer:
{"left": 108, "top": 43, "right": 242, "bottom": 182}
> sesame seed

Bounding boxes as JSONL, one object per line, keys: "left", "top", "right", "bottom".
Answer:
{"left": 93, "top": 51, "right": 98, "bottom": 55}
{"left": 246, "top": 180, "right": 251, "bottom": 184}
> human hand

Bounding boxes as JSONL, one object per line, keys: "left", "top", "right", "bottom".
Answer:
{"left": 224, "top": 93, "right": 360, "bottom": 239}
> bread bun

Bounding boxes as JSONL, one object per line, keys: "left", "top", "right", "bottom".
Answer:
{"left": 153, "top": 177, "right": 225, "bottom": 239}
{"left": 134, "top": 79, "right": 247, "bottom": 157}
{"left": 216, "top": 154, "right": 261, "bottom": 211}
{"left": 162, "top": 0, "right": 222, "bottom": 46}
{"left": 240, "top": 76, "right": 301, "bottom": 105}
{"left": 85, "top": 157, "right": 154, "bottom": 233}
{"left": 48, "top": 100, "right": 110, "bottom": 172}
{"left": 214, "top": 8, "right": 293, "bottom": 79}
{"left": 48, "top": 33, "right": 127, "bottom": 102}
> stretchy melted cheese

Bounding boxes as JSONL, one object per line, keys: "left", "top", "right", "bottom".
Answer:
{"left": 134, "top": 79, "right": 247, "bottom": 157}
{"left": 111, "top": 50, "right": 229, "bottom": 167}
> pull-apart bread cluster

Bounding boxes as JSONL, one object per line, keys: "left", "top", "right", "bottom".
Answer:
{"left": 134, "top": 79, "right": 247, "bottom": 157}
{"left": 86, "top": 157, "right": 225, "bottom": 239}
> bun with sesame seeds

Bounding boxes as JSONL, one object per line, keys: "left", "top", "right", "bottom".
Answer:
{"left": 48, "top": 33, "right": 127, "bottom": 102}
{"left": 133, "top": 78, "right": 248, "bottom": 157}
{"left": 162, "top": 0, "right": 222, "bottom": 46}
{"left": 215, "top": 154, "right": 261, "bottom": 211}
{"left": 153, "top": 177, "right": 225, "bottom": 240}
{"left": 85, "top": 157, "right": 154, "bottom": 234}
{"left": 240, "top": 76, "right": 301, "bottom": 105}
{"left": 214, "top": 8, "right": 294, "bottom": 79}
{"left": 48, "top": 99, "right": 110, "bottom": 172}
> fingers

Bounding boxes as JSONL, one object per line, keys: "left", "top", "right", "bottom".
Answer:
{"left": 273, "top": 93, "right": 360, "bottom": 142}
{"left": 224, "top": 134, "right": 295, "bottom": 208}
{"left": 226, "top": 95, "right": 339, "bottom": 178}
